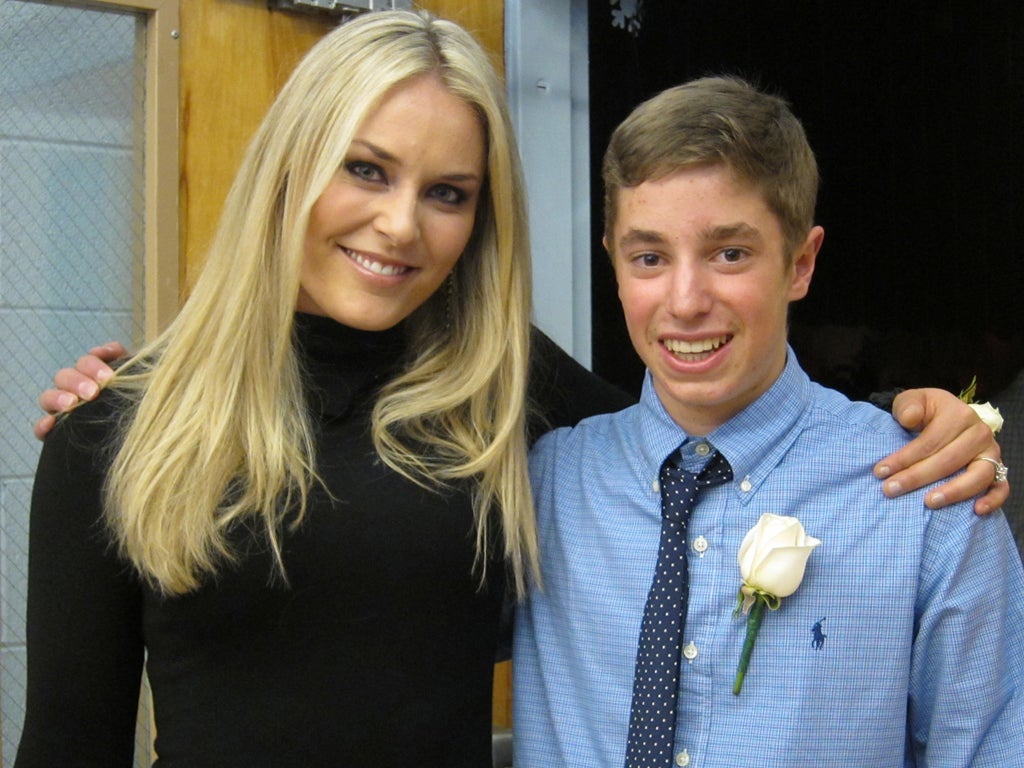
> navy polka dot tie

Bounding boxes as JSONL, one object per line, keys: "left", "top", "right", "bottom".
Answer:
{"left": 624, "top": 448, "right": 732, "bottom": 768}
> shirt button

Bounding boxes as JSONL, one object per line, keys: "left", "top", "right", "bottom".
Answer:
{"left": 695, "top": 442, "right": 711, "bottom": 457}
{"left": 676, "top": 749, "right": 691, "bottom": 766}
{"left": 740, "top": 476, "right": 753, "bottom": 492}
{"left": 652, "top": 478, "right": 661, "bottom": 493}
{"left": 682, "top": 642, "right": 698, "bottom": 661}
{"left": 692, "top": 535, "right": 708, "bottom": 555}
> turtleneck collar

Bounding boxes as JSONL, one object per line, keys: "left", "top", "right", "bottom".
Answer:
{"left": 293, "top": 312, "right": 407, "bottom": 419}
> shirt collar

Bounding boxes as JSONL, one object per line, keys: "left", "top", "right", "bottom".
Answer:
{"left": 635, "top": 346, "right": 813, "bottom": 494}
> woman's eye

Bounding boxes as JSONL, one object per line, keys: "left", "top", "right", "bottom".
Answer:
{"left": 430, "top": 184, "right": 469, "bottom": 205}
{"left": 346, "top": 161, "right": 384, "bottom": 183}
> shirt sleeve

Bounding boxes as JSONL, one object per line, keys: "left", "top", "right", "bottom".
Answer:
{"left": 16, "top": 397, "right": 145, "bottom": 767}
{"left": 526, "top": 326, "right": 636, "bottom": 445}
{"left": 909, "top": 507, "right": 1024, "bottom": 766}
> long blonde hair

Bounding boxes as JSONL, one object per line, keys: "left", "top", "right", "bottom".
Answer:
{"left": 104, "top": 10, "right": 537, "bottom": 597}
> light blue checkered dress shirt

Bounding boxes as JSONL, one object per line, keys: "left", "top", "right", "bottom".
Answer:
{"left": 513, "top": 350, "right": 1024, "bottom": 767}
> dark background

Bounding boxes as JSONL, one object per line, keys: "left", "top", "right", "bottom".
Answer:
{"left": 588, "top": 0, "right": 1024, "bottom": 403}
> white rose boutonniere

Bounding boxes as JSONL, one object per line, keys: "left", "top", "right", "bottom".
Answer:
{"left": 969, "top": 402, "right": 1004, "bottom": 435}
{"left": 959, "top": 375, "right": 1004, "bottom": 434}
{"left": 733, "top": 513, "right": 820, "bottom": 695}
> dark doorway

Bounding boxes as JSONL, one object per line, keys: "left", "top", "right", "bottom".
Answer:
{"left": 588, "top": 0, "right": 1024, "bottom": 403}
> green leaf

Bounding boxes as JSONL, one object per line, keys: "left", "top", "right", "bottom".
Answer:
{"left": 958, "top": 375, "right": 978, "bottom": 404}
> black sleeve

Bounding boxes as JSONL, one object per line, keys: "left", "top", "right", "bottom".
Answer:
{"left": 866, "top": 387, "right": 906, "bottom": 412}
{"left": 15, "top": 397, "right": 144, "bottom": 767}
{"left": 526, "top": 326, "right": 637, "bottom": 445}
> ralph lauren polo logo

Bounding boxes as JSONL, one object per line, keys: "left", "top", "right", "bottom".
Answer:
{"left": 811, "top": 618, "right": 827, "bottom": 650}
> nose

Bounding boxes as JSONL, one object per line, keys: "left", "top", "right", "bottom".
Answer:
{"left": 664, "top": 260, "right": 713, "bottom": 319}
{"left": 374, "top": 187, "right": 420, "bottom": 245}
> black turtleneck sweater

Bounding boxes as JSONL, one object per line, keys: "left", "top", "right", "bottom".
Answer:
{"left": 16, "top": 315, "right": 633, "bottom": 767}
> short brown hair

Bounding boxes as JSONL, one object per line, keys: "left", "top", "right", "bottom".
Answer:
{"left": 602, "top": 76, "right": 819, "bottom": 257}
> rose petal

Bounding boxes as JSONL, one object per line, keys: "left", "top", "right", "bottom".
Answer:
{"left": 969, "top": 402, "right": 1004, "bottom": 434}
{"left": 738, "top": 514, "right": 807, "bottom": 580}
{"left": 759, "top": 518, "right": 804, "bottom": 550}
{"left": 746, "top": 541, "right": 820, "bottom": 597}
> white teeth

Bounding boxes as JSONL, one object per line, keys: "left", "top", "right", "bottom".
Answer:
{"left": 664, "top": 336, "right": 729, "bottom": 355}
{"left": 345, "top": 248, "right": 409, "bottom": 276}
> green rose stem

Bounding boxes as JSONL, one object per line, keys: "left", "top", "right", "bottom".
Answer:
{"left": 733, "top": 598, "right": 766, "bottom": 695}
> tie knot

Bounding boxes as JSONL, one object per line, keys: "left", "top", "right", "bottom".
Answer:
{"left": 696, "top": 450, "right": 733, "bottom": 489}
{"left": 660, "top": 449, "right": 733, "bottom": 502}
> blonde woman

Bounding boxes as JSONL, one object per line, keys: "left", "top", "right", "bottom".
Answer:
{"left": 22, "top": 8, "right": 1004, "bottom": 768}
{"left": 18, "top": 10, "right": 628, "bottom": 766}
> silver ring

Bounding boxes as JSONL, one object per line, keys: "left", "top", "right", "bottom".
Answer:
{"left": 975, "top": 456, "right": 1009, "bottom": 483}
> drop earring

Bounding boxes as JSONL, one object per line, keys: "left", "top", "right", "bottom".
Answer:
{"left": 444, "top": 271, "right": 456, "bottom": 333}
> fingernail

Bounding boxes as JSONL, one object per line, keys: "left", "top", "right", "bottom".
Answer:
{"left": 884, "top": 479, "right": 903, "bottom": 496}
{"left": 79, "top": 382, "right": 99, "bottom": 399}
{"left": 928, "top": 491, "right": 946, "bottom": 508}
{"left": 57, "top": 393, "right": 77, "bottom": 410}
{"left": 875, "top": 464, "right": 891, "bottom": 479}
{"left": 96, "top": 368, "right": 112, "bottom": 384}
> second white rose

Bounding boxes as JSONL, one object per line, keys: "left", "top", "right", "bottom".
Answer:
{"left": 738, "top": 513, "right": 821, "bottom": 603}
{"left": 968, "top": 401, "right": 1004, "bottom": 434}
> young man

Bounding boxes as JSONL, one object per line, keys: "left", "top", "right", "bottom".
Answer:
{"left": 513, "top": 77, "right": 1024, "bottom": 767}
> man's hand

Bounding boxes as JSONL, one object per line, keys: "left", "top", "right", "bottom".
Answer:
{"left": 874, "top": 387, "right": 1008, "bottom": 515}
{"left": 33, "top": 343, "right": 127, "bottom": 440}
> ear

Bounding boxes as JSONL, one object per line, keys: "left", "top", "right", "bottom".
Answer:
{"left": 603, "top": 235, "right": 620, "bottom": 278}
{"left": 787, "top": 225, "right": 824, "bottom": 301}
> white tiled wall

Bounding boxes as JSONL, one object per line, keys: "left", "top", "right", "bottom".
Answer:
{"left": 0, "top": 1, "right": 146, "bottom": 763}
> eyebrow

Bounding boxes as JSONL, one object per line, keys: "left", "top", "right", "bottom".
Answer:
{"left": 702, "top": 222, "right": 763, "bottom": 242}
{"left": 349, "top": 138, "right": 482, "bottom": 183}
{"left": 616, "top": 228, "right": 668, "bottom": 250}
{"left": 616, "top": 222, "right": 763, "bottom": 250}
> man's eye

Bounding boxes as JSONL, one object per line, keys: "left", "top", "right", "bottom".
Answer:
{"left": 638, "top": 253, "right": 661, "bottom": 267}
{"left": 720, "top": 248, "right": 745, "bottom": 263}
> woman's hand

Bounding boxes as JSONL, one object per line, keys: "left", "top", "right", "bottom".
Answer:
{"left": 33, "top": 343, "right": 127, "bottom": 440}
{"left": 874, "top": 387, "right": 1008, "bottom": 515}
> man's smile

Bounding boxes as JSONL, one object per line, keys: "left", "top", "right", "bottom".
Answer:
{"left": 663, "top": 335, "right": 732, "bottom": 361}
